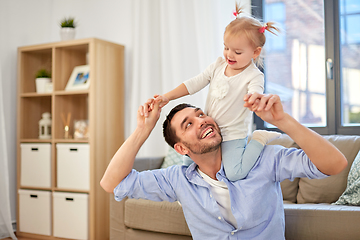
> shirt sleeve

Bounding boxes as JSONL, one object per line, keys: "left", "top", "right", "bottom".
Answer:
{"left": 113, "top": 166, "right": 179, "bottom": 202}
{"left": 183, "top": 57, "right": 223, "bottom": 95}
{"left": 261, "top": 145, "right": 329, "bottom": 182}
{"left": 247, "top": 72, "right": 264, "bottom": 94}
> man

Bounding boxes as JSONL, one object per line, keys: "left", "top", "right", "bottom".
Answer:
{"left": 101, "top": 93, "right": 347, "bottom": 239}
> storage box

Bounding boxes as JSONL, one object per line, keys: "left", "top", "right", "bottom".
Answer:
{"left": 18, "top": 189, "right": 51, "bottom": 235}
{"left": 56, "top": 143, "right": 89, "bottom": 190}
{"left": 20, "top": 143, "right": 51, "bottom": 188}
{"left": 53, "top": 192, "right": 89, "bottom": 239}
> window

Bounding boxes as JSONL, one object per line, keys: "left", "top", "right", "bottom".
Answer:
{"left": 253, "top": 0, "right": 360, "bottom": 135}
{"left": 340, "top": 0, "right": 360, "bottom": 44}
{"left": 264, "top": 2, "right": 286, "bottom": 51}
{"left": 339, "top": 0, "right": 360, "bottom": 126}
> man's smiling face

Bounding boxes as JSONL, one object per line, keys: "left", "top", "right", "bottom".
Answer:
{"left": 171, "top": 107, "right": 222, "bottom": 155}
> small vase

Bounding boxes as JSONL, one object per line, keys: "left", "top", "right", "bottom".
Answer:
{"left": 35, "top": 78, "right": 51, "bottom": 93}
{"left": 60, "top": 27, "right": 76, "bottom": 41}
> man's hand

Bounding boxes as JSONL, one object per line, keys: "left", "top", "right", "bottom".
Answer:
{"left": 244, "top": 93, "right": 285, "bottom": 126}
{"left": 138, "top": 100, "right": 161, "bottom": 133}
{"left": 100, "top": 101, "right": 161, "bottom": 193}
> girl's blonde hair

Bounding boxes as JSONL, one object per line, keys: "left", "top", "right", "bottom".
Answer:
{"left": 225, "top": 3, "right": 280, "bottom": 67}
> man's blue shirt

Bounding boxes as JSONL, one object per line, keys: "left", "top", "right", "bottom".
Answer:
{"left": 114, "top": 145, "right": 328, "bottom": 240}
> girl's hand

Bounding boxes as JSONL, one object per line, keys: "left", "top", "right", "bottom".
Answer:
{"left": 154, "top": 94, "right": 170, "bottom": 108}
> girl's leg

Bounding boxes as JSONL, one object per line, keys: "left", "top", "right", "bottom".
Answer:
{"left": 223, "top": 131, "right": 281, "bottom": 181}
{"left": 222, "top": 138, "right": 257, "bottom": 181}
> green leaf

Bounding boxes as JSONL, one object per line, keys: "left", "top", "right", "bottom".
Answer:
{"left": 35, "top": 69, "right": 51, "bottom": 78}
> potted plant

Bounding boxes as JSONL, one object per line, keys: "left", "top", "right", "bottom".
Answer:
{"left": 60, "top": 17, "right": 77, "bottom": 41}
{"left": 35, "top": 69, "right": 52, "bottom": 93}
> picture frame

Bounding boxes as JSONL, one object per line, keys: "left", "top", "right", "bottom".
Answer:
{"left": 65, "top": 65, "right": 90, "bottom": 91}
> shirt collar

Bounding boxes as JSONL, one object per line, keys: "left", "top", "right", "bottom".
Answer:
{"left": 185, "top": 161, "right": 228, "bottom": 183}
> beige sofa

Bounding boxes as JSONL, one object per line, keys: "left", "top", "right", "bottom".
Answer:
{"left": 109, "top": 135, "right": 360, "bottom": 240}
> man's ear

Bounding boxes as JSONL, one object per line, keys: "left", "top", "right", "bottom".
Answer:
{"left": 174, "top": 143, "right": 189, "bottom": 156}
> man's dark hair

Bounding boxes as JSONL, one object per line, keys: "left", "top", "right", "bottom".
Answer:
{"left": 163, "top": 103, "right": 196, "bottom": 148}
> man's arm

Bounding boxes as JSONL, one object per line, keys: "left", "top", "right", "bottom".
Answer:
{"left": 100, "top": 102, "right": 161, "bottom": 193}
{"left": 244, "top": 93, "right": 347, "bottom": 175}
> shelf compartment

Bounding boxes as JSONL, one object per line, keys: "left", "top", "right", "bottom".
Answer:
{"left": 19, "top": 96, "right": 52, "bottom": 139}
{"left": 54, "top": 44, "right": 89, "bottom": 91}
{"left": 53, "top": 192, "right": 88, "bottom": 239}
{"left": 54, "top": 94, "right": 89, "bottom": 139}
{"left": 18, "top": 189, "right": 52, "bottom": 236}
{"left": 20, "top": 143, "right": 51, "bottom": 188}
{"left": 18, "top": 48, "right": 52, "bottom": 94}
{"left": 56, "top": 143, "right": 90, "bottom": 191}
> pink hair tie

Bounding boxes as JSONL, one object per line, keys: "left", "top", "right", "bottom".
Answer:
{"left": 233, "top": 10, "right": 238, "bottom": 18}
{"left": 259, "top": 24, "right": 268, "bottom": 33}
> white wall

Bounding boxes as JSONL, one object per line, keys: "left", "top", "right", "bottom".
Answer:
{"left": 0, "top": 0, "right": 134, "bottom": 226}
{"left": 0, "top": 0, "right": 250, "bottom": 226}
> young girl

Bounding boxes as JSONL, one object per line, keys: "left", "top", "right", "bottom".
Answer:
{"left": 149, "top": 4, "right": 280, "bottom": 181}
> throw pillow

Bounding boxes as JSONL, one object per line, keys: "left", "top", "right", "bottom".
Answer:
{"left": 161, "top": 147, "right": 184, "bottom": 168}
{"left": 280, "top": 178, "right": 300, "bottom": 203}
{"left": 333, "top": 149, "right": 360, "bottom": 205}
{"left": 296, "top": 135, "right": 360, "bottom": 203}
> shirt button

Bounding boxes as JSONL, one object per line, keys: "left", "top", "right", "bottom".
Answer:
{"left": 231, "top": 232, "right": 234, "bottom": 235}
{"left": 210, "top": 194, "right": 212, "bottom": 198}
{"left": 239, "top": 227, "right": 242, "bottom": 230}
{"left": 218, "top": 216, "right": 221, "bottom": 220}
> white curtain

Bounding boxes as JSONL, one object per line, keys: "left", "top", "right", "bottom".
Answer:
{"left": 0, "top": 69, "right": 17, "bottom": 239}
{"left": 128, "top": 0, "right": 236, "bottom": 157}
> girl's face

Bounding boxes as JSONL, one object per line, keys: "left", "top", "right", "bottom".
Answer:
{"left": 223, "top": 33, "right": 261, "bottom": 75}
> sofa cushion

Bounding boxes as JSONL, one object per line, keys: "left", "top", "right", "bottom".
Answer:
{"left": 297, "top": 135, "right": 360, "bottom": 204}
{"left": 280, "top": 179, "right": 300, "bottom": 203}
{"left": 125, "top": 228, "right": 192, "bottom": 240}
{"left": 124, "top": 199, "right": 191, "bottom": 236}
{"left": 110, "top": 196, "right": 126, "bottom": 240}
{"left": 133, "top": 157, "right": 164, "bottom": 172}
{"left": 334, "top": 149, "right": 360, "bottom": 205}
{"left": 284, "top": 203, "right": 360, "bottom": 240}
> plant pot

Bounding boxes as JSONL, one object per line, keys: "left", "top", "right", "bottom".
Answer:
{"left": 60, "top": 27, "right": 76, "bottom": 41}
{"left": 36, "top": 78, "right": 51, "bottom": 93}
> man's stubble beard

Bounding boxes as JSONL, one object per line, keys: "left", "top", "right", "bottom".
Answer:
{"left": 182, "top": 124, "right": 223, "bottom": 155}
{"left": 182, "top": 140, "right": 221, "bottom": 154}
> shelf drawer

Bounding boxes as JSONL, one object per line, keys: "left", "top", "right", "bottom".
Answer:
{"left": 18, "top": 189, "right": 51, "bottom": 235}
{"left": 53, "top": 192, "right": 88, "bottom": 239}
{"left": 56, "top": 143, "right": 89, "bottom": 190}
{"left": 20, "top": 143, "right": 51, "bottom": 188}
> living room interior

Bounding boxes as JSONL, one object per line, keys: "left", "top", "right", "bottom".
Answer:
{"left": 1, "top": 0, "right": 359, "bottom": 240}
